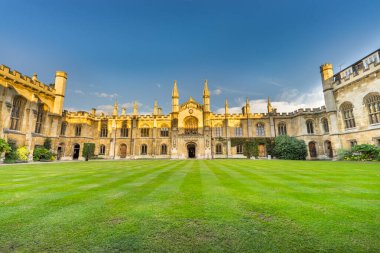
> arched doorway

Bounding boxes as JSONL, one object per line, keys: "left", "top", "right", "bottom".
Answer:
{"left": 57, "top": 143, "right": 65, "bottom": 160}
{"left": 308, "top": 142, "right": 317, "bottom": 158}
{"left": 324, "top": 141, "right": 333, "bottom": 158}
{"left": 120, "top": 144, "right": 127, "bottom": 158}
{"left": 187, "top": 143, "right": 196, "bottom": 158}
{"left": 73, "top": 144, "right": 80, "bottom": 160}
{"left": 258, "top": 144, "right": 266, "bottom": 157}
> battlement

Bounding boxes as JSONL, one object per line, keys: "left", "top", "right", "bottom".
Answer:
{"left": 0, "top": 64, "right": 57, "bottom": 96}
{"left": 332, "top": 49, "right": 380, "bottom": 89}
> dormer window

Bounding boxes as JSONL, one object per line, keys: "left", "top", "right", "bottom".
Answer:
{"left": 344, "top": 67, "right": 353, "bottom": 80}
{"left": 363, "top": 52, "right": 379, "bottom": 69}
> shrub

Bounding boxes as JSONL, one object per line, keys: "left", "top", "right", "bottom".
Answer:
{"left": 0, "top": 138, "right": 11, "bottom": 156}
{"left": 273, "top": 135, "right": 307, "bottom": 160}
{"left": 4, "top": 140, "right": 18, "bottom": 163}
{"left": 33, "top": 147, "right": 56, "bottom": 161}
{"left": 16, "top": 146, "right": 30, "bottom": 161}
{"left": 82, "top": 143, "right": 95, "bottom": 161}
{"left": 339, "top": 144, "right": 380, "bottom": 161}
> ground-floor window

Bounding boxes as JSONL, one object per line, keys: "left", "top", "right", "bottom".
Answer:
{"left": 237, "top": 144, "right": 243, "bottom": 154}
{"left": 161, "top": 144, "right": 167, "bottom": 155}
{"left": 141, "top": 144, "right": 147, "bottom": 155}
{"left": 99, "top": 145, "right": 106, "bottom": 155}
{"left": 216, "top": 144, "right": 222, "bottom": 154}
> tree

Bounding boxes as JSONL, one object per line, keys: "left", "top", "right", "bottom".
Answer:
{"left": 273, "top": 135, "right": 307, "bottom": 160}
{"left": 0, "top": 138, "right": 11, "bottom": 156}
{"left": 82, "top": 143, "right": 95, "bottom": 161}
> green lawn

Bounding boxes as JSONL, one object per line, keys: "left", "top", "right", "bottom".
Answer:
{"left": 0, "top": 160, "right": 379, "bottom": 252}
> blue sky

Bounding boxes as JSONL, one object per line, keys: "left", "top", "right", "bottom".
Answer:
{"left": 1, "top": 0, "right": 379, "bottom": 114}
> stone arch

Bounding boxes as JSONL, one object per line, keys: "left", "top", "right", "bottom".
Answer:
{"left": 119, "top": 143, "right": 127, "bottom": 158}
{"left": 72, "top": 143, "right": 80, "bottom": 160}
{"left": 308, "top": 141, "right": 317, "bottom": 158}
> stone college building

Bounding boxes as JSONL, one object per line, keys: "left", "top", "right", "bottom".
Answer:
{"left": 0, "top": 49, "right": 379, "bottom": 160}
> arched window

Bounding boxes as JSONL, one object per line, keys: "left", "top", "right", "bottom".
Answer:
{"left": 364, "top": 93, "right": 380, "bottom": 124}
{"left": 278, "top": 122, "right": 287, "bottom": 135}
{"left": 234, "top": 125, "right": 243, "bottom": 137}
{"left": 141, "top": 124, "right": 149, "bottom": 137}
{"left": 160, "top": 126, "right": 169, "bottom": 137}
{"left": 60, "top": 122, "right": 68, "bottom": 136}
{"left": 184, "top": 116, "right": 198, "bottom": 134}
{"left": 321, "top": 118, "right": 329, "bottom": 133}
{"left": 120, "top": 121, "right": 128, "bottom": 137}
{"left": 99, "top": 144, "right": 106, "bottom": 155}
{"left": 340, "top": 102, "right": 356, "bottom": 129}
{"left": 75, "top": 125, "right": 82, "bottom": 136}
{"left": 306, "top": 119, "right": 314, "bottom": 134}
{"left": 141, "top": 144, "right": 147, "bottom": 155}
{"left": 216, "top": 143, "right": 222, "bottom": 154}
{"left": 10, "top": 96, "right": 26, "bottom": 130}
{"left": 214, "top": 125, "right": 222, "bottom": 137}
{"left": 100, "top": 121, "right": 108, "bottom": 137}
{"left": 236, "top": 144, "right": 243, "bottom": 154}
{"left": 35, "top": 103, "right": 46, "bottom": 134}
{"left": 256, "top": 123, "right": 265, "bottom": 136}
{"left": 161, "top": 144, "right": 167, "bottom": 155}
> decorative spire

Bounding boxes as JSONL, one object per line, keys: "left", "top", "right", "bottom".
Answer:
{"left": 113, "top": 99, "right": 118, "bottom": 116}
{"left": 172, "top": 80, "right": 179, "bottom": 98}
{"left": 133, "top": 101, "right": 138, "bottom": 115}
{"left": 267, "top": 96, "right": 273, "bottom": 113}
{"left": 225, "top": 98, "right": 229, "bottom": 114}
{"left": 245, "top": 97, "right": 250, "bottom": 114}
{"left": 32, "top": 73, "right": 38, "bottom": 82}
{"left": 203, "top": 80, "right": 210, "bottom": 97}
{"left": 153, "top": 100, "right": 158, "bottom": 115}
{"left": 121, "top": 107, "right": 126, "bottom": 116}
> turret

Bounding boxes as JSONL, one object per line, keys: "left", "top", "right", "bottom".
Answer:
{"left": 121, "top": 107, "right": 126, "bottom": 116}
{"left": 133, "top": 101, "right": 138, "bottom": 116}
{"left": 113, "top": 100, "right": 118, "bottom": 116}
{"left": 203, "top": 80, "right": 210, "bottom": 112}
{"left": 245, "top": 97, "right": 250, "bottom": 115}
{"left": 153, "top": 100, "right": 158, "bottom": 115}
{"left": 53, "top": 71, "right": 67, "bottom": 115}
{"left": 172, "top": 80, "right": 179, "bottom": 113}
{"left": 320, "top": 63, "right": 337, "bottom": 112}
{"left": 267, "top": 96, "right": 273, "bottom": 113}
{"left": 225, "top": 98, "right": 229, "bottom": 114}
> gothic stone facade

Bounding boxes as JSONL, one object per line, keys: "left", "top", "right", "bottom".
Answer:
{"left": 1, "top": 49, "right": 379, "bottom": 161}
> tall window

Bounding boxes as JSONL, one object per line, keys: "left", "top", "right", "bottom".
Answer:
{"left": 10, "top": 96, "right": 26, "bottom": 130}
{"left": 234, "top": 126, "right": 243, "bottom": 137}
{"left": 160, "top": 127, "right": 169, "bottom": 137}
{"left": 236, "top": 144, "right": 243, "bottom": 154}
{"left": 120, "top": 121, "right": 128, "bottom": 137}
{"left": 306, "top": 120, "right": 314, "bottom": 134}
{"left": 184, "top": 116, "right": 198, "bottom": 134}
{"left": 141, "top": 126, "right": 149, "bottom": 137}
{"left": 214, "top": 125, "right": 222, "bottom": 137}
{"left": 321, "top": 118, "right": 329, "bottom": 133}
{"left": 99, "top": 144, "right": 106, "bottom": 155}
{"left": 216, "top": 143, "right": 222, "bottom": 154}
{"left": 60, "top": 122, "right": 67, "bottom": 136}
{"left": 141, "top": 144, "right": 147, "bottom": 155}
{"left": 100, "top": 121, "right": 108, "bottom": 137}
{"left": 161, "top": 144, "right": 167, "bottom": 155}
{"left": 256, "top": 123, "right": 265, "bottom": 136}
{"left": 278, "top": 122, "right": 287, "bottom": 135}
{"left": 35, "top": 103, "right": 45, "bottom": 133}
{"left": 341, "top": 102, "right": 356, "bottom": 129}
{"left": 365, "top": 93, "right": 380, "bottom": 124}
{"left": 75, "top": 125, "right": 82, "bottom": 136}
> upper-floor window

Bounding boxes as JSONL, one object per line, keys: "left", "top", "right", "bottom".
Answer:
{"left": 278, "top": 122, "right": 287, "bottom": 135}
{"left": 141, "top": 144, "right": 147, "bottom": 155}
{"left": 99, "top": 144, "right": 106, "bottom": 155}
{"left": 141, "top": 126, "right": 149, "bottom": 137}
{"left": 306, "top": 119, "right": 314, "bottom": 134}
{"left": 120, "top": 121, "right": 128, "bottom": 137}
{"left": 344, "top": 67, "right": 353, "bottom": 80}
{"left": 184, "top": 116, "right": 198, "bottom": 134}
{"left": 60, "top": 122, "right": 68, "bottom": 136}
{"left": 10, "top": 96, "right": 26, "bottom": 130}
{"left": 100, "top": 121, "right": 108, "bottom": 137}
{"left": 234, "top": 126, "right": 243, "bottom": 137}
{"left": 214, "top": 126, "right": 222, "bottom": 137}
{"left": 160, "top": 127, "right": 169, "bottom": 137}
{"left": 363, "top": 52, "right": 379, "bottom": 69}
{"left": 364, "top": 93, "right": 380, "bottom": 124}
{"left": 35, "top": 103, "right": 46, "bottom": 134}
{"left": 340, "top": 102, "right": 356, "bottom": 129}
{"left": 161, "top": 144, "right": 167, "bottom": 155}
{"left": 236, "top": 144, "right": 243, "bottom": 154}
{"left": 321, "top": 118, "right": 329, "bottom": 133}
{"left": 216, "top": 143, "right": 222, "bottom": 154}
{"left": 256, "top": 123, "right": 265, "bottom": 136}
{"left": 75, "top": 125, "right": 82, "bottom": 136}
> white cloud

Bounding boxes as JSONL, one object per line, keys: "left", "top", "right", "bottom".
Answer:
{"left": 74, "top": 89, "right": 85, "bottom": 95}
{"left": 212, "top": 88, "right": 222, "bottom": 95}
{"left": 94, "top": 92, "right": 119, "bottom": 99}
{"left": 215, "top": 86, "right": 324, "bottom": 114}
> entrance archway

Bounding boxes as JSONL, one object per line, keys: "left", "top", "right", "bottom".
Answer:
{"left": 73, "top": 144, "right": 80, "bottom": 160}
{"left": 57, "top": 143, "right": 64, "bottom": 160}
{"left": 120, "top": 144, "right": 127, "bottom": 158}
{"left": 308, "top": 142, "right": 317, "bottom": 158}
{"left": 324, "top": 141, "right": 333, "bottom": 158}
{"left": 187, "top": 143, "right": 196, "bottom": 158}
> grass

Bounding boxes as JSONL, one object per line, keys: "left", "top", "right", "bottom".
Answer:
{"left": 0, "top": 159, "right": 379, "bottom": 252}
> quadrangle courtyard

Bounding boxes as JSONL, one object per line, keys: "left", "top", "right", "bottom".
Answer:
{"left": 0, "top": 159, "right": 379, "bottom": 252}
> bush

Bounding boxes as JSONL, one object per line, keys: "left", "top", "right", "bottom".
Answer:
{"left": 33, "top": 147, "right": 56, "bottom": 161}
{"left": 16, "top": 146, "right": 30, "bottom": 161}
{"left": 339, "top": 144, "right": 380, "bottom": 161}
{"left": 273, "top": 135, "right": 307, "bottom": 160}
{"left": 82, "top": 143, "right": 95, "bottom": 161}
{"left": 0, "top": 138, "right": 11, "bottom": 156}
